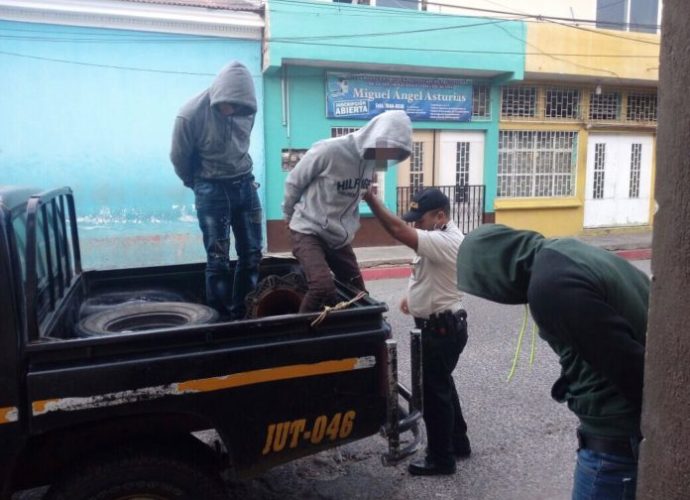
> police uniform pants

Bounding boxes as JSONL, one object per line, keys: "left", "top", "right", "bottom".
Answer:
{"left": 416, "top": 315, "right": 469, "bottom": 466}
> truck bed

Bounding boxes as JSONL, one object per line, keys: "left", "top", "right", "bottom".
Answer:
{"left": 1, "top": 186, "right": 421, "bottom": 498}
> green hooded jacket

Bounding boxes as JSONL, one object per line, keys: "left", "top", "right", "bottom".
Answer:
{"left": 457, "top": 224, "right": 649, "bottom": 438}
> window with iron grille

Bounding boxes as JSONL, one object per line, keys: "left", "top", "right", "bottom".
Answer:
{"left": 498, "top": 131, "right": 577, "bottom": 198}
{"left": 593, "top": 143, "right": 606, "bottom": 199}
{"left": 455, "top": 142, "right": 470, "bottom": 186}
{"left": 545, "top": 88, "right": 581, "bottom": 119}
{"left": 629, "top": 143, "right": 642, "bottom": 198}
{"left": 501, "top": 86, "right": 537, "bottom": 118}
{"left": 410, "top": 141, "right": 424, "bottom": 190}
{"left": 589, "top": 91, "right": 621, "bottom": 120}
{"left": 331, "top": 127, "right": 360, "bottom": 137}
{"left": 626, "top": 91, "right": 657, "bottom": 122}
{"left": 472, "top": 85, "right": 491, "bottom": 120}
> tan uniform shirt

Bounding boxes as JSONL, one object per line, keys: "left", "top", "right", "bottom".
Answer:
{"left": 407, "top": 220, "right": 464, "bottom": 319}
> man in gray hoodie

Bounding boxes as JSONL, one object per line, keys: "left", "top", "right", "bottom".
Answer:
{"left": 170, "top": 61, "right": 262, "bottom": 320}
{"left": 283, "top": 110, "right": 413, "bottom": 313}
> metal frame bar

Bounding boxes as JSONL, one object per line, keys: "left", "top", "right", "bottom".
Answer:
{"left": 24, "top": 187, "right": 81, "bottom": 342}
{"left": 382, "top": 328, "right": 423, "bottom": 465}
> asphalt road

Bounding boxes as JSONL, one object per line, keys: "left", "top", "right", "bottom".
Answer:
{"left": 14, "top": 260, "right": 651, "bottom": 500}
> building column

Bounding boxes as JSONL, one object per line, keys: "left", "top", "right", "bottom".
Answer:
{"left": 637, "top": 0, "right": 690, "bottom": 498}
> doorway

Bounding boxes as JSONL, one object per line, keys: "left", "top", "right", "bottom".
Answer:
{"left": 584, "top": 133, "right": 654, "bottom": 227}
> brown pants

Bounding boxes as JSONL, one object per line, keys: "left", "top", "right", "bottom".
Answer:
{"left": 290, "top": 231, "right": 365, "bottom": 313}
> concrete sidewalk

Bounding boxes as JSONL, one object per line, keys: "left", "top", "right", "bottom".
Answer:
{"left": 355, "top": 228, "right": 653, "bottom": 269}
{"left": 268, "top": 228, "right": 653, "bottom": 277}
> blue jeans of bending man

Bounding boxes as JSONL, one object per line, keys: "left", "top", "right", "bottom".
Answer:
{"left": 194, "top": 176, "right": 262, "bottom": 319}
{"left": 572, "top": 441, "right": 639, "bottom": 500}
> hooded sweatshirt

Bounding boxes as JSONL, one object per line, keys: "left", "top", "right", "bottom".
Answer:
{"left": 170, "top": 61, "right": 257, "bottom": 186}
{"left": 283, "top": 110, "right": 412, "bottom": 249}
{"left": 456, "top": 224, "right": 650, "bottom": 438}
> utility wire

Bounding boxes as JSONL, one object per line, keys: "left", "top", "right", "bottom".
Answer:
{"left": 0, "top": 23, "right": 659, "bottom": 52}
{"left": 0, "top": 3, "right": 660, "bottom": 45}
{"left": 265, "top": 39, "right": 658, "bottom": 58}
{"left": 544, "top": 17, "right": 659, "bottom": 45}
{"left": 269, "top": 0, "right": 661, "bottom": 30}
{"left": 0, "top": 17, "right": 521, "bottom": 43}
{"left": 495, "top": 24, "right": 623, "bottom": 79}
{"left": 0, "top": 50, "right": 217, "bottom": 76}
{"left": 265, "top": 16, "right": 524, "bottom": 41}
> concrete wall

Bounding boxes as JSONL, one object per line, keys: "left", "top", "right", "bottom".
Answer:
{"left": 265, "top": 1, "right": 525, "bottom": 76}
{"left": 263, "top": 1, "right": 524, "bottom": 249}
{"left": 492, "top": 19, "right": 660, "bottom": 238}
{"left": 0, "top": 20, "right": 263, "bottom": 270}
{"left": 429, "top": 0, "right": 597, "bottom": 19}
{"left": 637, "top": 0, "right": 690, "bottom": 496}
{"left": 526, "top": 22, "right": 660, "bottom": 82}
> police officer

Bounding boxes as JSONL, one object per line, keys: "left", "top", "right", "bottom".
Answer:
{"left": 362, "top": 187, "right": 470, "bottom": 475}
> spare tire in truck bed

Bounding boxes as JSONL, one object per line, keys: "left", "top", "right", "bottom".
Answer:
{"left": 76, "top": 302, "right": 218, "bottom": 337}
{"left": 79, "top": 289, "right": 187, "bottom": 318}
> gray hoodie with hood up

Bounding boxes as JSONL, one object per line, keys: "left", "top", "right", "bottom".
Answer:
{"left": 283, "top": 110, "right": 413, "bottom": 249}
{"left": 170, "top": 61, "right": 257, "bottom": 187}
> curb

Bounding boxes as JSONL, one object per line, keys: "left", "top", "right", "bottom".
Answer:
{"left": 361, "top": 248, "right": 652, "bottom": 282}
{"left": 361, "top": 266, "right": 412, "bottom": 281}
{"left": 615, "top": 248, "right": 652, "bottom": 261}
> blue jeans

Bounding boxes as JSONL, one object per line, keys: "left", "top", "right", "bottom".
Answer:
{"left": 194, "top": 176, "right": 262, "bottom": 319}
{"left": 572, "top": 447, "right": 638, "bottom": 500}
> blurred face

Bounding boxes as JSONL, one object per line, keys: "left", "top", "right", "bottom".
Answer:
{"left": 365, "top": 147, "right": 410, "bottom": 170}
{"left": 216, "top": 103, "right": 235, "bottom": 117}
{"left": 414, "top": 209, "right": 445, "bottom": 231}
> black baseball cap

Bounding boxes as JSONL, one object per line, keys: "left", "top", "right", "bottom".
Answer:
{"left": 402, "top": 187, "right": 449, "bottom": 222}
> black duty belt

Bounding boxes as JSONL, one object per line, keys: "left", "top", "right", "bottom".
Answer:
{"left": 576, "top": 430, "right": 638, "bottom": 459}
{"left": 414, "top": 309, "right": 467, "bottom": 332}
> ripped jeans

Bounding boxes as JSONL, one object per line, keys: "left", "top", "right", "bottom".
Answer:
{"left": 194, "top": 176, "right": 263, "bottom": 319}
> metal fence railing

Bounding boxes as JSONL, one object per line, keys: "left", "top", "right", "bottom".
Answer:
{"left": 396, "top": 185, "right": 486, "bottom": 235}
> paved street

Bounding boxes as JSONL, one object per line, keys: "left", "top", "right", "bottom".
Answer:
{"left": 15, "top": 260, "right": 650, "bottom": 500}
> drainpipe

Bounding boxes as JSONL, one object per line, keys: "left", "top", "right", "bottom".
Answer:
{"left": 431, "top": 130, "right": 437, "bottom": 186}
{"left": 281, "top": 65, "right": 290, "bottom": 139}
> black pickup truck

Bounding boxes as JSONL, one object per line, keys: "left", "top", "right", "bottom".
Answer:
{"left": 0, "top": 186, "right": 421, "bottom": 500}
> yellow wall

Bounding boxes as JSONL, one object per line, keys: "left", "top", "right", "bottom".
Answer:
{"left": 495, "top": 122, "right": 588, "bottom": 236}
{"left": 526, "top": 23, "right": 659, "bottom": 83}
{"left": 495, "top": 203, "right": 583, "bottom": 237}
{"left": 397, "top": 130, "right": 436, "bottom": 187}
{"left": 498, "top": 23, "right": 659, "bottom": 237}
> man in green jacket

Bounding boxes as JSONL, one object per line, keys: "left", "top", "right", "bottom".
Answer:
{"left": 456, "top": 224, "right": 649, "bottom": 500}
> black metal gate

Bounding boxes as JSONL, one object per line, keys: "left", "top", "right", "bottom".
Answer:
{"left": 396, "top": 185, "right": 486, "bottom": 234}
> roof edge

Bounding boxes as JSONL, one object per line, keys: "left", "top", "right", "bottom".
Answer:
{"left": 0, "top": 0, "right": 264, "bottom": 39}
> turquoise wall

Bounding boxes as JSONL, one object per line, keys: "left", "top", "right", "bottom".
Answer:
{"left": 263, "top": 2, "right": 525, "bottom": 220}
{"left": 266, "top": 0, "right": 525, "bottom": 76}
{"left": 0, "top": 20, "right": 263, "bottom": 269}
{"left": 264, "top": 67, "right": 502, "bottom": 219}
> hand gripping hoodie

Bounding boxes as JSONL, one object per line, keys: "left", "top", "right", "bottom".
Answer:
{"left": 283, "top": 110, "right": 412, "bottom": 249}
{"left": 456, "top": 224, "right": 650, "bottom": 438}
{"left": 170, "top": 61, "right": 257, "bottom": 186}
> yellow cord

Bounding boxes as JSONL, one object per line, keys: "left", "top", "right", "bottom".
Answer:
{"left": 529, "top": 317, "right": 537, "bottom": 366}
{"left": 507, "top": 305, "right": 539, "bottom": 381}
{"left": 310, "top": 291, "right": 368, "bottom": 327}
{"left": 506, "top": 304, "right": 529, "bottom": 382}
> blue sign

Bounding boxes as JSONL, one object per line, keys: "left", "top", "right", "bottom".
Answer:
{"left": 326, "top": 72, "right": 473, "bottom": 122}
